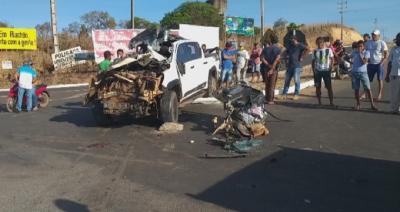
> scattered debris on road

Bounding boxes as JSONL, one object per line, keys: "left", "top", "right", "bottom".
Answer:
{"left": 158, "top": 122, "right": 184, "bottom": 133}
{"left": 205, "top": 85, "right": 269, "bottom": 156}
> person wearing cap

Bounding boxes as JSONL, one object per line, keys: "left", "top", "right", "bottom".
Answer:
{"left": 365, "top": 29, "right": 388, "bottom": 100}
{"left": 14, "top": 60, "right": 38, "bottom": 112}
{"left": 235, "top": 42, "right": 250, "bottom": 84}
{"left": 385, "top": 33, "right": 400, "bottom": 114}
{"left": 221, "top": 42, "right": 237, "bottom": 88}
{"left": 281, "top": 35, "right": 309, "bottom": 100}
{"left": 99, "top": 50, "right": 113, "bottom": 72}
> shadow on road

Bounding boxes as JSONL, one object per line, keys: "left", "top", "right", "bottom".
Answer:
{"left": 191, "top": 147, "right": 400, "bottom": 212}
{"left": 49, "top": 102, "right": 217, "bottom": 131}
{"left": 276, "top": 101, "right": 395, "bottom": 115}
{"left": 54, "top": 199, "right": 90, "bottom": 212}
{"left": 179, "top": 110, "right": 217, "bottom": 134}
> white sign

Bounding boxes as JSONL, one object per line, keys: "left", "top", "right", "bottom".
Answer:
{"left": 92, "top": 29, "right": 144, "bottom": 64}
{"left": 179, "top": 24, "right": 220, "bottom": 49}
{"left": 1, "top": 60, "right": 13, "bottom": 70}
{"left": 52, "top": 46, "right": 83, "bottom": 70}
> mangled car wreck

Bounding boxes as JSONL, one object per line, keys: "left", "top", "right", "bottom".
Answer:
{"left": 84, "top": 29, "right": 220, "bottom": 125}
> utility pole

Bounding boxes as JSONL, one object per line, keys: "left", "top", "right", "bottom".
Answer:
{"left": 373, "top": 18, "right": 378, "bottom": 30}
{"left": 337, "top": 0, "right": 347, "bottom": 41}
{"left": 260, "top": 0, "right": 265, "bottom": 37}
{"left": 131, "top": 0, "right": 135, "bottom": 29}
{"left": 50, "top": 0, "right": 59, "bottom": 53}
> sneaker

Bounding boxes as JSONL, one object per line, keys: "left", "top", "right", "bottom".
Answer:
{"left": 33, "top": 106, "right": 39, "bottom": 111}
{"left": 293, "top": 95, "right": 300, "bottom": 100}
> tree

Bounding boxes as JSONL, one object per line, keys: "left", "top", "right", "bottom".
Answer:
{"left": 0, "top": 21, "right": 10, "bottom": 27}
{"left": 62, "top": 21, "right": 81, "bottom": 36}
{"left": 35, "top": 22, "right": 51, "bottom": 39}
{"left": 160, "top": 2, "right": 223, "bottom": 29}
{"left": 273, "top": 18, "right": 288, "bottom": 29}
{"left": 80, "top": 11, "right": 116, "bottom": 32}
{"left": 119, "top": 17, "right": 159, "bottom": 29}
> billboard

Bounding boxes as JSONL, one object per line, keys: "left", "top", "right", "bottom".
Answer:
{"left": 52, "top": 46, "right": 84, "bottom": 70}
{"left": 92, "top": 29, "right": 144, "bottom": 63}
{"left": 225, "top": 17, "right": 255, "bottom": 37}
{"left": 0, "top": 28, "right": 37, "bottom": 50}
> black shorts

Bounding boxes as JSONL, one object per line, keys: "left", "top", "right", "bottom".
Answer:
{"left": 314, "top": 71, "right": 332, "bottom": 88}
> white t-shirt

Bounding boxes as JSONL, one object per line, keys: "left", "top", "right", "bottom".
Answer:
{"left": 18, "top": 66, "right": 37, "bottom": 89}
{"left": 237, "top": 49, "right": 249, "bottom": 69}
{"left": 366, "top": 40, "right": 388, "bottom": 64}
{"left": 312, "top": 48, "right": 334, "bottom": 71}
{"left": 389, "top": 46, "right": 400, "bottom": 76}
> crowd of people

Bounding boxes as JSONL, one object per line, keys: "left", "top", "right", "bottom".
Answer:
{"left": 220, "top": 30, "right": 400, "bottom": 114}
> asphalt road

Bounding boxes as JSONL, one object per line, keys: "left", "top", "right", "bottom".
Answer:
{"left": 0, "top": 79, "right": 399, "bottom": 212}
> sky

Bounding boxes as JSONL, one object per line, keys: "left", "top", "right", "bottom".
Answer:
{"left": 0, "top": 0, "right": 399, "bottom": 40}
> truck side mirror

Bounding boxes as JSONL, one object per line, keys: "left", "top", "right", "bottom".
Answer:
{"left": 178, "top": 63, "right": 185, "bottom": 75}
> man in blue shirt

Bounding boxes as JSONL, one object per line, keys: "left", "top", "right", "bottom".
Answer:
{"left": 282, "top": 36, "right": 309, "bottom": 100}
{"left": 14, "top": 60, "right": 38, "bottom": 112}
{"left": 221, "top": 42, "right": 237, "bottom": 88}
{"left": 351, "top": 40, "right": 377, "bottom": 111}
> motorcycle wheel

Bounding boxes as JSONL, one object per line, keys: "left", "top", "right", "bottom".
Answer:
{"left": 6, "top": 97, "right": 15, "bottom": 113}
{"left": 38, "top": 92, "right": 50, "bottom": 108}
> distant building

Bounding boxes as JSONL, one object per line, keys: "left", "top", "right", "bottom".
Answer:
{"left": 207, "top": 0, "right": 227, "bottom": 15}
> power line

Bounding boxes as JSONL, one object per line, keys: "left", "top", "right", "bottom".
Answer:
{"left": 337, "top": 0, "right": 347, "bottom": 41}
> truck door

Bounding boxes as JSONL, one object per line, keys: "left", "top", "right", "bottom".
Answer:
{"left": 176, "top": 42, "right": 207, "bottom": 98}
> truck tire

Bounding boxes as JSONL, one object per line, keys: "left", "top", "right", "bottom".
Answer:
{"left": 206, "top": 73, "right": 218, "bottom": 97}
{"left": 160, "top": 90, "right": 179, "bottom": 123}
{"left": 92, "top": 102, "right": 113, "bottom": 126}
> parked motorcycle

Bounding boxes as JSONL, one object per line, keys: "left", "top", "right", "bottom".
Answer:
{"left": 333, "top": 52, "right": 352, "bottom": 80}
{"left": 6, "top": 82, "right": 50, "bottom": 112}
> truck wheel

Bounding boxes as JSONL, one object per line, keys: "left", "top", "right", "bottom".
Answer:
{"left": 92, "top": 102, "right": 113, "bottom": 126}
{"left": 6, "top": 97, "right": 15, "bottom": 113}
{"left": 160, "top": 90, "right": 178, "bottom": 123}
{"left": 206, "top": 73, "right": 218, "bottom": 97}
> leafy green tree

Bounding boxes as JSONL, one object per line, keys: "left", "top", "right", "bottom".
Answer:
{"left": 160, "top": 2, "right": 223, "bottom": 29}
{"left": 80, "top": 11, "right": 116, "bottom": 31}
{"left": 119, "top": 17, "right": 159, "bottom": 29}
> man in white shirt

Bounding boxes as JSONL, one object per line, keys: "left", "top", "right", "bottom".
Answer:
{"left": 312, "top": 37, "right": 335, "bottom": 106}
{"left": 15, "top": 60, "right": 37, "bottom": 112}
{"left": 385, "top": 33, "right": 400, "bottom": 114}
{"left": 365, "top": 30, "right": 388, "bottom": 100}
{"left": 236, "top": 42, "right": 250, "bottom": 83}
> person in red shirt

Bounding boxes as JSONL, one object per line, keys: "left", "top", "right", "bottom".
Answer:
{"left": 250, "top": 43, "right": 263, "bottom": 83}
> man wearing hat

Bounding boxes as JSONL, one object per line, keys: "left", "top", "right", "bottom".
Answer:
{"left": 365, "top": 29, "right": 388, "bottom": 100}
{"left": 14, "top": 60, "right": 38, "bottom": 112}
{"left": 385, "top": 33, "right": 400, "bottom": 114}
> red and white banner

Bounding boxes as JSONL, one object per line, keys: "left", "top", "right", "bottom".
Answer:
{"left": 92, "top": 29, "right": 144, "bottom": 63}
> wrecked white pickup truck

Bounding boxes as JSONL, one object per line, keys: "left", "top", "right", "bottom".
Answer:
{"left": 84, "top": 29, "right": 221, "bottom": 125}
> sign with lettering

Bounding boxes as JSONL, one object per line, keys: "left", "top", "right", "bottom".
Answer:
{"left": 92, "top": 29, "right": 144, "bottom": 63}
{"left": 1, "top": 60, "right": 13, "bottom": 70}
{"left": 51, "top": 47, "right": 84, "bottom": 70}
{"left": 0, "top": 28, "right": 37, "bottom": 50}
